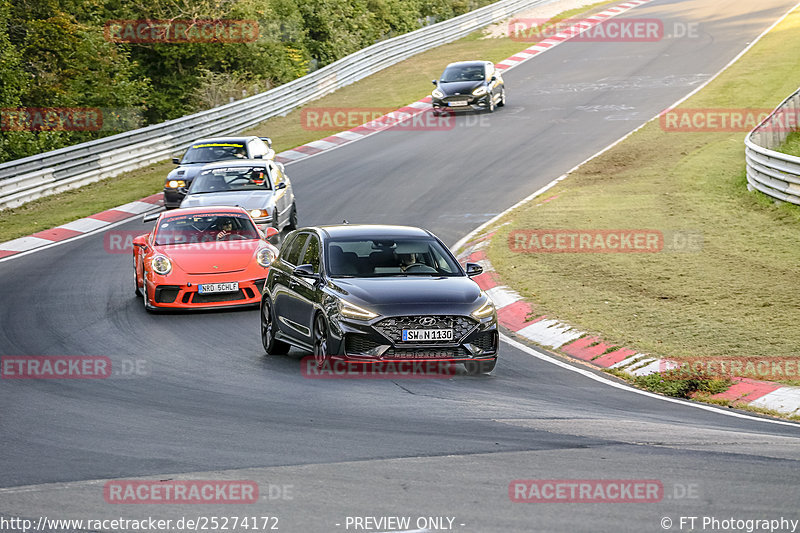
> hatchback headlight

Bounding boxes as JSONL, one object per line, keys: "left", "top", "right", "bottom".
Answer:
{"left": 151, "top": 255, "right": 172, "bottom": 275}
{"left": 249, "top": 209, "right": 269, "bottom": 219}
{"left": 472, "top": 86, "right": 488, "bottom": 96}
{"left": 256, "top": 247, "right": 277, "bottom": 267}
{"left": 471, "top": 298, "right": 496, "bottom": 320}
{"left": 338, "top": 300, "right": 379, "bottom": 320}
{"left": 432, "top": 88, "right": 444, "bottom": 98}
{"left": 166, "top": 180, "right": 186, "bottom": 188}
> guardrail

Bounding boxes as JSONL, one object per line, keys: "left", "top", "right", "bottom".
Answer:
{"left": 745, "top": 87, "right": 800, "bottom": 205}
{"left": 0, "top": 0, "right": 545, "bottom": 210}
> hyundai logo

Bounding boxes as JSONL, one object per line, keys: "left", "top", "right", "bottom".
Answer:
{"left": 419, "top": 317, "right": 437, "bottom": 327}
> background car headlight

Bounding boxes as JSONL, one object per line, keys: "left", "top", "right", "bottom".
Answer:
{"left": 151, "top": 255, "right": 172, "bottom": 275}
{"left": 432, "top": 88, "right": 444, "bottom": 98}
{"left": 166, "top": 180, "right": 186, "bottom": 188}
{"left": 471, "top": 299, "right": 496, "bottom": 320}
{"left": 249, "top": 209, "right": 269, "bottom": 219}
{"left": 256, "top": 247, "right": 277, "bottom": 267}
{"left": 472, "top": 86, "right": 488, "bottom": 96}
{"left": 338, "top": 300, "right": 379, "bottom": 320}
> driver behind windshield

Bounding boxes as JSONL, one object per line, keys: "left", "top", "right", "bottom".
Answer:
{"left": 215, "top": 218, "right": 234, "bottom": 241}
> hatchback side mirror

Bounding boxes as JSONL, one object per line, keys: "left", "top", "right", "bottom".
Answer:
{"left": 294, "top": 264, "right": 320, "bottom": 281}
{"left": 465, "top": 262, "right": 483, "bottom": 277}
{"left": 431, "top": 79, "right": 438, "bottom": 86}
{"left": 172, "top": 157, "right": 180, "bottom": 165}
{"left": 277, "top": 182, "right": 287, "bottom": 189}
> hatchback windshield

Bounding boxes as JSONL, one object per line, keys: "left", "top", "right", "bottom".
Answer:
{"left": 326, "top": 238, "right": 462, "bottom": 277}
{"left": 181, "top": 143, "right": 247, "bottom": 164}
{"left": 189, "top": 166, "right": 271, "bottom": 194}
{"left": 440, "top": 65, "right": 486, "bottom": 83}
{"left": 155, "top": 213, "right": 260, "bottom": 244}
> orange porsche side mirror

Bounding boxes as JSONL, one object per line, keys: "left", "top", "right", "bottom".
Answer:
{"left": 263, "top": 227, "right": 279, "bottom": 240}
{"left": 132, "top": 235, "right": 148, "bottom": 248}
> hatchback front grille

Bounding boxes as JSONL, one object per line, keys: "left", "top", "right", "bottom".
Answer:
{"left": 471, "top": 331, "right": 497, "bottom": 352}
{"left": 345, "top": 334, "right": 383, "bottom": 355}
{"left": 375, "top": 316, "right": 477, "bottom": 344}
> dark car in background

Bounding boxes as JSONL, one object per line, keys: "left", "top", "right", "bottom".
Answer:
{"left": 431, "top": 60, "right": 505, "bottom": 114}
{"left": 260, "top": 224, "right": 499, "bottom": 375}
{"left": 163, "top": 136, "right": 275, "bottom": 208}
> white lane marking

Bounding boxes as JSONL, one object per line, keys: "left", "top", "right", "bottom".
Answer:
{"left": 501, "top": 334, "right": 800, "bottom": 428}
{"left": 59, "top": 217, "right": 112, "bottom": 233}
{"left": 305, "top": 140, "right": 339, "bottom": 151}
{"left": 0, "top": 236, "right": 54, "bottom": 252}
{"left": 516, "top": 319, "right": 583, "bottom": 349}
{"left": 485, "top": 285, "right": 522, "bottom": 309}
{"left": 276, "top": 150, "right": 309, "bottom": 160}
{"left": 610, "top": 353, "right": 646, "bottom": 369}
{"left": 115, "top": 201, "right": 157, "bottom": 214}
{"left": 750, "top": 388, "right": 800, "bottom": 416}
{"left": 332, "top": 130, "right": 365, "bottom": 141}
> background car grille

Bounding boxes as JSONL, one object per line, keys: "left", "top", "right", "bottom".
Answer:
{"left": 345, "top": 334, "right": 382, "bottom": 355}
{"left": 375, "top": 316, "right": 477, "bottom": 343}
{"left": 443, "top": 96, "right": 471, "bottom": 103}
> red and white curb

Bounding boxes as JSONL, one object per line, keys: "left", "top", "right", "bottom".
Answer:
{"left": 457, "top": 231, "right": 800, "bottom": 417}
{"left": 273, "top": 0, "right": 655, "bottom": 165}
{"left": 0, "top": 194, "right": 162, "bottom": 261}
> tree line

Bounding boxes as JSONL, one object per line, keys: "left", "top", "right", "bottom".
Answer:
{"left": 0, "top": 0, "right": 495, "bottom": 163}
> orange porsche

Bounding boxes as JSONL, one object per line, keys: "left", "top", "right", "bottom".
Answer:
{"left": 132, "top": 206, "right": 279, "bottom": 311}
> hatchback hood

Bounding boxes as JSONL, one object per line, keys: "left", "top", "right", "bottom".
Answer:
{"left": 181, "top": 190, "right": 274, "bottom": 210}
{"left": 330, "top": 276, "right": 481, "bottom": 313}
{"left": 159, "top": 240, "right": 261, "bottom": 274}
{"left": 438, "top": 81, "right": 483, "bottom": 96}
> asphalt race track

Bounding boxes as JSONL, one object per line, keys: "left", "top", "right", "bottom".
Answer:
{"left": 1, "top": 0, "right": 799, "bottom": 531}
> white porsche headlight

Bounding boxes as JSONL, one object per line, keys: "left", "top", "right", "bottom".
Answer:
{"left": 472, "top": 86, "right": 488, "bottom": 96}
{"left": 432, "top": 88, "right": 444, "bottom": 98}
{"left": 151, "top": 255, "right": 172, "bottom": 275}
{"left": 338, "top": 300, "right": 379, "bottom": 320}
{"left": 256, "top": 247, "right": 277, "bottom": 268}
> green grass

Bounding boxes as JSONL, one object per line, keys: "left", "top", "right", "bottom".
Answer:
{"left": 487, "top": 7, "right": 800, "bottom": 367}
{"left": 0, "top": 0, "right": 616, "bottom": 244}
{"left": 779, "top": 129, "right": 800, "bottom": 156}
